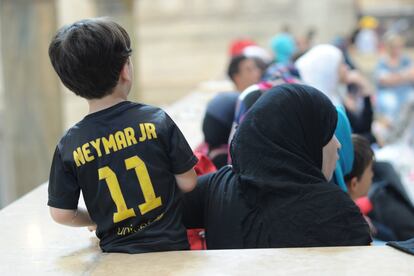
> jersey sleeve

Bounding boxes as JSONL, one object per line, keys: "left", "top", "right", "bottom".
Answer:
{"left": 48, "top": 146, "right": 80, "bottom": 209}
{"left": 164, "top": 114, "right": 198, "bottom": 174}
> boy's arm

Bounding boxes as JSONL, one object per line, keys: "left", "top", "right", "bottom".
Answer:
{"left": 175, "top": 168, "right": 197, "bottom": 193}
{"left": 49, "top": 207, "right": 95, "bottom": 227}
{"left": 162, "top": 112, "right": 199, "bottom": 192}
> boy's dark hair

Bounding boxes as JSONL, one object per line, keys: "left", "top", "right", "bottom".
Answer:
{"left": 345, "top": 134, "right": 374, "bottom": 182}
{"left": 48, "top": 18, "right": 132, "bottom": 99}
{"left": 227, "top": 55, "right": 248, "bottom": 81}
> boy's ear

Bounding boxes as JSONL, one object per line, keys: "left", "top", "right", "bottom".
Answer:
{"left": 119, "top": 60, "right": 132, "bottom": 82}
{"left": 232, "top": 72, "right": 240, "bottom": 85}
{"left": 348, "top": 177, "right": 358, "bottom": 192}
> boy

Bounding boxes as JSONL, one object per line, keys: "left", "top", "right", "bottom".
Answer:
{"left": 345, "top": 134, "right": 374, "bottom": 200}
{"left": 227, "top": 55, "right": 261, "bottom": 93}
{"left": 47, "top": 18, "right": 198, "bottom": 253}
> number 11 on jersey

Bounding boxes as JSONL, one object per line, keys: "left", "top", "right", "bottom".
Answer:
{"left": 98, "top": 155, "right": 162, "bottom": 223}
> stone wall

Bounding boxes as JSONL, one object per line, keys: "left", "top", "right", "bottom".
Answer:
{"left": 137, "top": 0, "right": 357, "bottom": 105}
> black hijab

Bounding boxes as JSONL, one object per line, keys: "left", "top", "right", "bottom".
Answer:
{"left": 231, "top": 83, "right": 371, "bottom": 248}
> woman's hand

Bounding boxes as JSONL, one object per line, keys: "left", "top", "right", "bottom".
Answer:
{"left": 347, "top": 70, "right": 373, "bottom": 97}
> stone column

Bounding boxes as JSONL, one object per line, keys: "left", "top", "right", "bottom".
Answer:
{"left": 0, "top": 0, "right": 62, "bottom": 206}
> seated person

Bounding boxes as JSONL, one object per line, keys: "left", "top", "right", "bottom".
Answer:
{"left": 343, "top": 135, "right": 396, "bottom": 241}
{"left": 374, "top": 34, "right": 414, "bottom": 122}
{"left": 227, "top": 55, "right": 262, "bottom": 93}
{"left": 343, "top": 71, "right": 377, "bottom": 145}
{"left": 345, "top": 135, "right": 374, "bottom": 200}
{"left": 335, "top": 120, "right": 400, "bottom": 241}
{"left": 265, "top": 32, "right": 300, "bottom": 82}
{"left": 183, "top": 84, "right": 371, "bottom": 249}
{"left": 269, "top": 32, "right": 297, "bottom": 66}
{"left": 295, "top": 44, "right": 349, "bottom": 106}
{"left": 47, "top": 18, "right": 198, "bottom": 253}
{"left": 201, "top": 92, "right": 239, "bottom": 169}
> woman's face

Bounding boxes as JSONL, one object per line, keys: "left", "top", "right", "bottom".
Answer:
{"left": 322, "top": 135, "right": 341, "bottom": 181}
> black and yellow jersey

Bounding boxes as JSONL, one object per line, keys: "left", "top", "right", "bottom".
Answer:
{"left": 48, "top": 101, "right": 198, "bottom": 253}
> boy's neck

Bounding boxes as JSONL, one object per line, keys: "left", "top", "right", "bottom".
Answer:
{"left": 87, "top": 90, "right": 128, "bottom": 114}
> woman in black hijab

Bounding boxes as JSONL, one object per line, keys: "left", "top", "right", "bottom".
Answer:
{"left": 183, "top": 83, "right": 371, "bottom": 249}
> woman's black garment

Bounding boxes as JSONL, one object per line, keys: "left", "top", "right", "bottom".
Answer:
{"left": 210, "top": 152, "right": 228, "bottom": 170}
{"left": 183, "top": 84, "right": 371, "bottom": 249}
{"left": 182, "top": 166, "right": 246, "bottom": 249}
{"left": 231, "top": 84, "right": 371, "bottom": 247}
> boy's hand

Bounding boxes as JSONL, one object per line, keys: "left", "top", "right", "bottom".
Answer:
{"left": 49, "top": 207, "right": 94, "bottom": 227}
{"left": 347, "top": 70, "right": 373, "bottom": 96}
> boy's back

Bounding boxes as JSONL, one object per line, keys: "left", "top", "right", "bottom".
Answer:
{"left": 49, "top": 102, "right": 197, "bottom": 253}
{"left": 47, "top": 18, "right": 198, "bottom": 253}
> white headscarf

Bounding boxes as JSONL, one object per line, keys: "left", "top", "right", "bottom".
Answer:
{"left": 295, "top": 44, "right": 344, "bottom": 105}
{"left": 243, "top": 46, "right": 273, "bottom": 64}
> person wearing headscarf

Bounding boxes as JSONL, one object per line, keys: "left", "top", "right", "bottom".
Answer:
{"left": 183, "top": 84, "right": 371, "bottom": 249}
{"left": 270, "top": 33, "right": 297, "bottom": 65}
{"left": 333, "top": 35, "right": 377, "bottom": 144}
{"left": 295, "top": 44, "right": 348, "bottom": 106}
{"left": 265, "top": 33, "right": 299, "bottom": 87}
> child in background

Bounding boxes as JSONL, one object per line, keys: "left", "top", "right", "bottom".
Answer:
{"left": 344, "top": 134, "right": 377, "bottom": 237}
{"left": 345, "top": 135, "right": 374, "bottom": 200}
